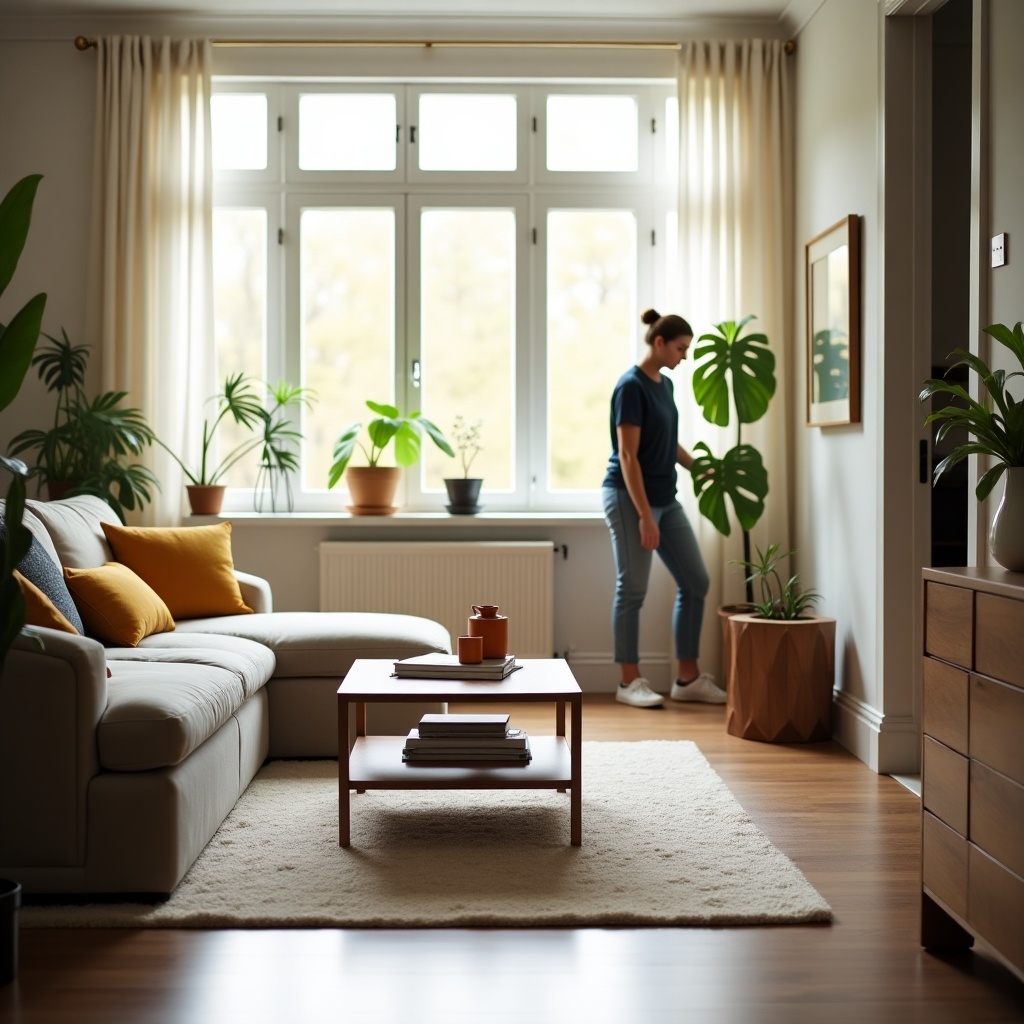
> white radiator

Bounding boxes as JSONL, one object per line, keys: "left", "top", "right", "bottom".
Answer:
{"left": 319, "top": 541, "right": 554, "bottom": 658}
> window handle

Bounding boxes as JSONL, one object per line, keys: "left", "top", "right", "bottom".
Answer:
{"left": 411, "top": 358, "right": 421, "bottom": 388}
{"left": 410, "top": 125, "right": 417, "bottom": 144}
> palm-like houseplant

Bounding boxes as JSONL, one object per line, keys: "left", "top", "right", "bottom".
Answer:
{"left": 328, "top": 400, "right": 453, "bottom": 514}
{"left": 689, "top": 315, "right": 777, "bottom": 603}
{"left": 0, "top": 174, "right": 47, "bottom": 672}
{"left": 155, "top": 373, "right": 315, "bottom": 515}
{"left": 253, "top": 380, "right": 317, "bottom": 513}
{"left": 7, "top": 328, "right": 157, "bottom": 522}
{"left": 919, "top": 321, "right": 1024, "bottom": 570}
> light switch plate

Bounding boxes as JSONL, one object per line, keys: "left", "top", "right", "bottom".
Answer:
{"left": 991, "top": 232, "right": 1007, "bottom": 268}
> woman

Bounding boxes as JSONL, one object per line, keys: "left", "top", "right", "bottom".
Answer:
{"left": 602, "top": 308, "right": 726, "bottom": 708}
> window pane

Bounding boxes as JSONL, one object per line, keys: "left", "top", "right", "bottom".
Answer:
{"left": 212, "top": 207, "right": 267, "bottom": 486}
{"left": 300, "top": 208, "right": 396, "bottom": 491}
{"left": 547, "top": 210, "right": 637, "bottom": 490}
{"left": 418, "top": 94, "right": 517, "bottom": 171}
{"left": 419, "top": 208, "right": 515, "bottom": 490}
{"left": 546, "top": 95, "right": 638, "bottom": 172}
{"left": 299, "top": 94, "right": 397, "bottom": 171}
{"left": 212, "top": 94, "right": 267, "bottom": 171}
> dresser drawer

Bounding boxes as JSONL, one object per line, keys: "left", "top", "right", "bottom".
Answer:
{"left": 971, "top": 760, "right": 1024, "bottom": 879}
{"left": 922, "top": 811, "right": 968, "bottom": 917}
{"left": 922, "top": 736, "right": 968, "bottom": 835}
{"left": 969, "top": 845, "right": 1024, "bottom": 976}
{"left": 970, "top": 675, "right": 1024, "bottom": 785}
{"left": 922, "top": 657, "right": 969, "bottom": 754}
{"left": 924, "top": 582, "right": 973, "bottom": 668}
{"left": 975, "top": 593, "right": 1024, "bottom": 688}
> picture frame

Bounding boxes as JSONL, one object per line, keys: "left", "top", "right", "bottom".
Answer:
{"left": 805, "top": 214, "right": 861, "bottom": 426}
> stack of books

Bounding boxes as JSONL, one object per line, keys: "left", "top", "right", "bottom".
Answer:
{"left": 402, "top": 713, "right": 532, "bottom": 765}
{"left": 392, "top": 652, "right": 519, "bottom": 681}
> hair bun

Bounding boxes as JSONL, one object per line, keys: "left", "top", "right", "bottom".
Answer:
{"left": 640, "top": 308, "right": 660, "bottom": 325}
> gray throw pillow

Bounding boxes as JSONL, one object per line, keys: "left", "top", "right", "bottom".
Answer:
{"left": 1, "top": 517, "right": 86, "bottom": 634}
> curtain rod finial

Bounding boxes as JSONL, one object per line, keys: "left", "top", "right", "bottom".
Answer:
{"left": 784, "top": 39, "right": 796, "bottom": 55}
{"left": 75, "top": 35, "right": 97, "bottom": 51}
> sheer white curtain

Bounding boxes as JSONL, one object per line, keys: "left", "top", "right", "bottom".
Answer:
{"left": 87, "top": 36, "right": 214, "bottom": 525}
{"left": 675, "top": 39, "right": 794, "bottom": 673}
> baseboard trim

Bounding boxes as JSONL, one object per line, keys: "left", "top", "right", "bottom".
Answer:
{"left": 833, "top": 691, "right": 920, "bottom": 774}
{"left": 560, "top": 652, "right": 673, "bottom": 693}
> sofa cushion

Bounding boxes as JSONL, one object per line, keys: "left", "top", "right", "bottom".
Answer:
{"left": 25, "top": 495, "right": 118, "bottom": 569}
{"left": 101, "top": 521, "right": 253, "bottom": 619}
{"left": 64, "top": 562, "right": 176, "bottom": 647}
{"left": 14, "top": 570, "right": 80, "bottom": 634}
{"left": 97, "top": 660, "right": 249, "bottom": 771}
{"left": 173, "top": 611, "right": 451, "bottom": 678}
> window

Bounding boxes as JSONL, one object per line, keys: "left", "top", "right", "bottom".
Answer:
{"left": 212, "top": 80, "right": 675, "bottom": 511}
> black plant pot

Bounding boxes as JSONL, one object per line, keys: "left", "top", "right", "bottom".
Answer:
{"left": 0, "top": 878, "right": 21, "bottom": 987}
{"left": 443, "top": 477, "right": 483, "bottom": 515}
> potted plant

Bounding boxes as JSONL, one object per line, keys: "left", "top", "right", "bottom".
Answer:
{"left": 0, "top": 173, "right": 47, "bottom": 988}
{"left": 689, "top": 315, "right": 777, "bottom": 682}
{"left": 920, "top": 321, "right": 1024, "bottom": 571}
{"left": 154, "top": 373, "right": 312, "bottom": 515}
{"left": 7, "top": 328, "right": 158, "bottom": 523}
{"left": 327, "top": 400, "right": 453, "bottom": 515}
{"left": 726, "top": 543, "right": 835, "bottom": 743}
{"left": 253, "top": 380, "right": 317, "bottom": 514}
{"left": 443, "top": 414, "right": 484, "bottom": 514}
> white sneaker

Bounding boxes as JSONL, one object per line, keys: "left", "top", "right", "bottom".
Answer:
{"left": 670, "top": 673, "right": 726, "bottom": 704}
{"left": 615, "top": 678, "right": 665, "bottom": 708}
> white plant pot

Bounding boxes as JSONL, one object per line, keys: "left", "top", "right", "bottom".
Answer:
{"left": 989, "top": 466, "right": 1024, "bottom": 572}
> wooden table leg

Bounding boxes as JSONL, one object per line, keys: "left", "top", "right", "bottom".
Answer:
{"left": 556, "top": 700, "right": 567, "bottom": 793}
{"left": 355, "top": 700, "right": 367, "bottom": 794}
{"left": 570, "top": 696, "right": 582, "bottom": 845}
{"left": 338, "top": 697, "right": 351, "bottom": 847}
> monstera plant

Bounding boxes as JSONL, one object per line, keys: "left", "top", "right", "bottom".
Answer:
{"left": 0, "top": 174, "right": 48, "bottom": 670}
{"left": 689, "top": 315, "right": 777, "bottom": 603}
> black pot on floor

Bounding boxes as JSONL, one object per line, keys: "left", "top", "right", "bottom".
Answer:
{"left": 443, "top": 477, "right": 483, "bottom": 515}
{"left": 0, "top": 878, "right": 21, "bottom": 987}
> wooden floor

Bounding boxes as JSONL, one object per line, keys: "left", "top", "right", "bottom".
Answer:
{"left": 4, "top": 696, "right": 1023, "bottom": 1024}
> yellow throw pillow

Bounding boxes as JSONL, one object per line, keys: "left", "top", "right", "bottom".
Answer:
{"left": 101, "top": 521, "right": 253, "bottom": 620}
{"left": 14, "top": 570, "right": 80, "bottom": 634}
{"left": 64, "top": 562, "right": 175, "bottom": 647}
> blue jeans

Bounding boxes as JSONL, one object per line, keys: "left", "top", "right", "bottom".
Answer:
{"left": 602, "top": 486, "right": 709, "bottom": 665}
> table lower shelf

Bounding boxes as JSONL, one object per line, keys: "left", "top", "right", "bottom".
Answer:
{"left": 346, "top": 734, "right": 572, "bottom": 788}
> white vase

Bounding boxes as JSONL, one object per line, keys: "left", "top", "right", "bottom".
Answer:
{"left": 989, "top": 466, "right": 1024, "bottom": 572}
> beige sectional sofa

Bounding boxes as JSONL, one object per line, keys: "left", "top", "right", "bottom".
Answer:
{"left": 0, "top": 495, "right": 449, "bottom": 896}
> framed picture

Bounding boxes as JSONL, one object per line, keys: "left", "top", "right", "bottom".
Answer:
{"left": 805, "top": 215, "right": 861, "bottom": 426}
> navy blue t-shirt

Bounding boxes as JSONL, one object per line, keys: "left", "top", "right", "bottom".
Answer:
{"left": 603, "top": 365, "right": 679, "bottom": 505}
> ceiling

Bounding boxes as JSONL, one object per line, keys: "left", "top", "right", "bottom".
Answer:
{"left": 1, "top": 0, "right": 805, "bottom": 24}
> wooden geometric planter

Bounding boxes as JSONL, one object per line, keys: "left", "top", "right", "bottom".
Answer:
{"left": 726, "top": 613, "right": 836, "bottom": 743}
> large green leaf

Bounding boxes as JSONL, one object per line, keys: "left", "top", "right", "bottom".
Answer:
{"left": 0, "top": 174, "right": 42, "bottom": 296}
{"left": 0, "top": 293, "right": 46, "bottom": 413}
{"left": 690, "top": 442, "right": 769, "bottom": 536}
{"left": 692, "top": 315, "right": 777, "bottom": 429}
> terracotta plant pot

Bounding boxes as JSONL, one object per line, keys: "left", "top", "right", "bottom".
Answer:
{"left": 726, "top": 613, "right": 836, "bottom": 743}
{"left": 345, "top": 466, "right": 401, "bottom": 515}
{"left": 46, "top": 481, "right": 80, "bottom": 501}
{"left": 186, "top": 484, "right": 226, "bottom": 515}
{"left": 443, "top": 477, "right": 483, "bottom": 514}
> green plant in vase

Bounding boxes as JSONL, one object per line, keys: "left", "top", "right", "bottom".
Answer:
{"left": 253, "top": 380, "right": 317, "bottom": 513}
{"left": 731, "top": 543, "right": 821, "bottom": 620}
{"left": 443, "top": 414, "right": 484, "bottom": 513}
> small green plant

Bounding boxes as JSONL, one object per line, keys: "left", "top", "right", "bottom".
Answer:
{"left": 327, "top": 400, "right": 453, "bottom": 488}
{"left": 253, "top": 380, "right": 317, "bottom": 512}
{"left": 7, "top": 327, "right": 157, "bottom": 522}
{"left": 731, "top": 543, "right": 821, "bottom": 621}
{"left": 449, "top": 415, "right": 483, "bottom": 478}
{"left": 919, "top": 321, "right": 1024, "bottom": 501}
{"left": 155, "top": 372, "right": 313, "bottom": 491}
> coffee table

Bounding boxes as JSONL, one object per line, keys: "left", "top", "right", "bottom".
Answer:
{"left": 337, "top": 658, "right": 583, "bottom": 846}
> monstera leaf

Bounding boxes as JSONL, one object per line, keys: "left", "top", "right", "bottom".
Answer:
{"left": 692, "top": 315, "right": 776, "bottom": 427}
{"left": 691, "top": 442, "right": 769, "bottom": 537}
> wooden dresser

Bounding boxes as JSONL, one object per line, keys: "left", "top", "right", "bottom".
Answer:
{"left": 921, "top": 566, "right": 1024, "bottom": 982}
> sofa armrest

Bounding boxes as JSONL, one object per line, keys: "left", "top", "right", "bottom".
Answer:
{"left": 0, "top": 628, "right": 107, "bottom": 869}
{"left": 235, "top": 570, "right": 273, "bottom": 614}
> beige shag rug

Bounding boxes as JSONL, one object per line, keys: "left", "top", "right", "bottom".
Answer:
{"left": 22, "top": 741, "right": 831, "bottom": 928}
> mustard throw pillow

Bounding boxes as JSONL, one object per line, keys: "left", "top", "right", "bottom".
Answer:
{"left": 64, "top": 562, "right": 175, "bottom": 647}
{"left": 101, "top": 521, "right": 253, "bottom": 620}
{"left": 14, "top": 570, "right": 80, "bottom": 634}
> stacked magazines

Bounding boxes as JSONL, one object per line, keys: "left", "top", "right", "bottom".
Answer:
{"left": 392, "top": 653, "right": 520, "bottom": 680}
{"left": 402, "top": 713, "right": 532, "bottom": 765}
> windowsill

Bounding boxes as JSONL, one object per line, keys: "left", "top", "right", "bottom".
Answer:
{"left": 196, "top": 510, "right": 607, "bottom": 528}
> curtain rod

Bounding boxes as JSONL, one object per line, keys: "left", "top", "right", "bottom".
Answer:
{"left": 75, "top": 36, "right": 797, "bottom": 54}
